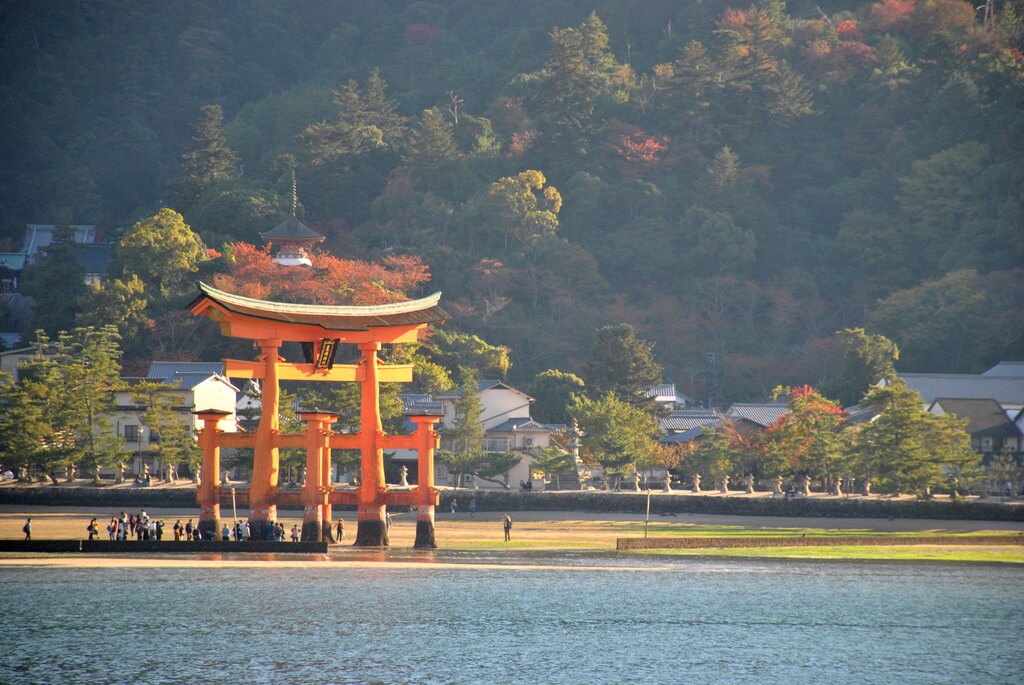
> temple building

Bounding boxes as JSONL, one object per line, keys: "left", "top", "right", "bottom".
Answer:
{"left": 260, "top": 213, "right": 324, "bottom": 267}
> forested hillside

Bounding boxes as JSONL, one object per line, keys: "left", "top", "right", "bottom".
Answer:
{"left": 2, "top": 0, "right": 1021, "bottom": 402}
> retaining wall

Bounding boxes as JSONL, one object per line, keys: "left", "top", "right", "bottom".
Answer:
{"left": 616, "top": 534, "right": 1024, "bottom": 551}
{"left": 0, "top": 539, "right": 327, "bottom": 554}
{"left": 3, "top": 486, "right": 1022, "bottom": 521}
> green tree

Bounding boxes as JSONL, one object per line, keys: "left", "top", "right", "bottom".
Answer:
{"left": 692, "top": 426, "right": 735, "bottom": 485}
{"left": 0, "top": 366, "right": 74, "bottom": 483}
{"left": 426, "top": 329, "right": 511, "bottom": 379}
{"left": 569, "top": 392, "right": 657, "bottom": 489}
{"left": 76, "top": 275, "right": 152, "bottom": 350}
{"left": 765, "top": 385, "right": 848, "bottom": 492}
{"left": 851, "top": 380, "right": 955, "bottom": 495}
{"left": 52, "top": 325, "right": 124, "bottom": 481}
{"left": 827, "top": 328, "right": 900, "bottom": 406}
{"left": 300, "top": 68, "right": 408, "bottom": 163}
{"left": 130, "top": 380, "right": 201, "bottom": 479}
{"left": 118, "top": 208, "right": 206, "bottom": 299}
{"left": 443, "top": 368, "right": 486, "bottom": 488}
{"left": 181, "top": 104, "right": 239, "bottom": 205}
{"left": 478, "top": 170, "right": 562, "bottom": 252}
{"left": 584, "top": 323, "right": 662, "bottom": 408}
{"left": 868, "top": 270, "right": 988, "bottom": 372}
{"left": 402, "top": 107, "right": 459, "bottom": 188}
{"left": 18, "top": 214, "right": 87, "bottom": 335}
{"left": 529, "top": 369, "right": 585, "bottom": 425}
{"left": 531, "top": 445, "right": 575, "bottom": 489}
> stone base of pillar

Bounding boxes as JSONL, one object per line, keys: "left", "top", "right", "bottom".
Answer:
{"left": 249, "top": 518, "right": 274, "bottom": 540}
{"left": 321, "top": 521, "right": 336, "bottom": 543}
{"left": 301, "top": 519, "right": 322, "bottom": 542}
{"left": 414, "top": 518, "right": 436, "bottom": 549}
{"left": 354, "top": 518, "right": 389, "bottom": 547}
{"left": 198, "top": 516, "right": 220, "bottom": 542}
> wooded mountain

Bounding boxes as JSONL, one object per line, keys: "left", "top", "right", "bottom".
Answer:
{"left": 1, "top": 0, "right": 1021, "bottom": 403}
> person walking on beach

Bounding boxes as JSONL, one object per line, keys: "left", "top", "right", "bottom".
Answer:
{"left": 87, "top": 517, "right": 100, "bottom": 540}
{"left": 503, "top": 514, "right": 512, "bottom": 542}
{"left": 173, "top": 520, "right": 182, "bottom": 541}
{"left": 335, "top": 518, "right": 344, "bottom": 543}
{"left": 22, "top": 518, "right": 31, "bottom": 540}
{"left": 185, "top": 519, "right": 193, "bottom": 541}
{"left": 470, "top": 497, "right": 477, "bottom": 517}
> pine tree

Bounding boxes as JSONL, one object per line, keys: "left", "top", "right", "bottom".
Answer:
{"left": 181, "top": 104, "right": 239, "bottom": 205}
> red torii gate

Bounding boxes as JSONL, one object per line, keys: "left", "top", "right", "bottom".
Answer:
{"left": 189, "top": 282, "right": 448, "bottom": 547}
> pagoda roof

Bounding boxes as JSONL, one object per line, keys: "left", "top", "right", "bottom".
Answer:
{"left": 260, "top": 215, "right": 324, "bottom": 242}
{"left": 190, "top": 281, "right": 448, "bottom": 333}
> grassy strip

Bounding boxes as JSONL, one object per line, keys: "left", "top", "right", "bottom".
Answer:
{"left": 637, "top": 545, "right": 1024, "bottom": 564}
{"left": 622, "top": 523, "right": 1016, "bottom": 537}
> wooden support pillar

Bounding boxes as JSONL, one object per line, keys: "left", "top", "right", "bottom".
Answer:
{"left": 299, "top": 411, "right": 335, "bottom": 542}
{"left": 321, "top": 437, "right": 335, "bottom": 543}
{"left": 411, "top": 415, "right": 441, "bottom": 549}
{"left": 195, "top": 410, "right": 230, "bottom": 540}
{"left": 250, "top": 339, "right": 281, "bottom": 539}
{"left": 355, "top": 342, "right": 388, "bottom": 546}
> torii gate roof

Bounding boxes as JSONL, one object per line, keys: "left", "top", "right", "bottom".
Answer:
{"left": 189, "top": 281, "right": 448, "bottom": 341}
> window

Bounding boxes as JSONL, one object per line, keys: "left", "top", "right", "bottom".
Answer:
{"left": 524, "top": 437, "right": 534, "bottom": 447}
{"left": 124, "top": 425, "right": 140, "bottom": 442}
{"left": 485, "top": 437, "right": 509, "bottom": 453}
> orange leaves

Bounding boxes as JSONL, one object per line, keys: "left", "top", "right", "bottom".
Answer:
{"left": 211, "top": 242, "right": 431, "bottom": 305}
{"left": 836, "top": 19, "right": 863, "bottom": 42}
{"left": 870, "top": 0, "right": 916, "bottom": 30}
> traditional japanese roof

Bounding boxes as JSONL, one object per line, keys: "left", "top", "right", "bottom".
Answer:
{"left": 0, "top": 253, "right": 26, "bottom": 271}
{"left": 890, "top": 373, "right": 1024, "bottom": 407}
{"left": 145, "top": 361, "right": 238, "bottom": 392}
{"left": 983, "top": 362, "right": 1024, "bottom": 377}
{"left": 660, "top": 427, "right": 707, "bottom": 443}
{"left": 190, "top": 281, "right": 448, "bottom": 332}
{"left": 645, "top": 383, "right": 697, "bottom": 405}
{"left": 435, "top": 380, "right": 531, "bottom": 400}
{"left": 23, "top": 224, "right": 97, "bottom": 257}
{"left": 488, "top": 418, "right": 565, "bottom": 433}
{"left": 400, "top": 393, "right": 443, "bottom": 416}
{"left": 929, "top": 398, "right": 1022, "bottom": 439}
{"left": 724, "top": 402, "right": 790, "bottom": 428}
{"left": 660, "top": 409, "right": 722, "bottom": 433}
{"left": 259, "top": 215, "right": 324, "bottom": 242}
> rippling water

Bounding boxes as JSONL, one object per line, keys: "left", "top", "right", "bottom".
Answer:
{"left": 1, "top": 552, "right": 1021, "bottom": 685}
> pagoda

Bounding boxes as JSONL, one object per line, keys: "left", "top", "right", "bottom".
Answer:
{"left": 260, "top": 172, "right": 324, "bottom": 266}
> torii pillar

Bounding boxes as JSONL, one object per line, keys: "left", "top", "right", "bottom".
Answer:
{"left": 411, "top": 414, "right": 441, "bottom": 548}
{"left": 195, "top": 409, "right": 231, "bottom": 540}
{"left": 355, "top": 342, "right": 388, "bottom": 546}
{"left": 299, "top": 410, "right": 335, "bottom": 543}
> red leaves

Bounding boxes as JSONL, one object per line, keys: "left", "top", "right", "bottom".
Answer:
{"left": 212, "top": 242, "right": 431, "bottom": 306}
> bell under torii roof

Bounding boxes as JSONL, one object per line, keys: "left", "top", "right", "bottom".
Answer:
{"left": 189, "top": 281, "right": 448, "bottom": 343}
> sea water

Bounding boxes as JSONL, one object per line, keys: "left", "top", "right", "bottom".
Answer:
{"left": 0, "top": 552, "right": 1020, "bottom": 685}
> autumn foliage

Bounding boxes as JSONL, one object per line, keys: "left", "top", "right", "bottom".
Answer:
{"left": 212, "top": 242, "right": 431, "bottom": 305}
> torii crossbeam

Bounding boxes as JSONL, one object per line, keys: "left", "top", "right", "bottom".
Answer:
{"left": 189, "top": 282, "right": 448, "bottom": 547}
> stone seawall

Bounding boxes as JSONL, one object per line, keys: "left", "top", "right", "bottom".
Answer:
{"left": 2, "top": 486, "right": 1022, "bottom": 521}
{"left": 616, "top": 534, "right": 1024, "bottom": 550}
{"left": 0, "top": 538, "right": 327, "bottom": 554}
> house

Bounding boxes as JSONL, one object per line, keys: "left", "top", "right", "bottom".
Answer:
{"left": 724, "top": 402, "right": 790, "bottom": 429}
{"left": 928, "top": 398, "right": 1022, "bottom": 459}
{"left": 658, "top": 408, "right": 722, "bottom": 445}
{"left": 883, "top": 363, "right": 1024, "bottom": 417}
{"left": 0, "top": 224, "right": 114, "bottom": 291}
{"left": 393, "top": 380, "right": 565, "bottom": 488}
{"left": 0, "top": 345, "right": 50, "bottom": 381}
{"left": 646, "top": 383, "right": 697, "bottom": 412}
{"left": 110, "top": 362, "right": 239, "bottom": 478}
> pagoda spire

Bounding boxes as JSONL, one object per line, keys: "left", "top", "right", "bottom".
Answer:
{"left": 260, "top": 169, "right": 324, "bottom": 267}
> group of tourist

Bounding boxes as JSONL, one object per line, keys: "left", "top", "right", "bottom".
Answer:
{"left": 99, "top": 510, "right": 167, "bottom": 540}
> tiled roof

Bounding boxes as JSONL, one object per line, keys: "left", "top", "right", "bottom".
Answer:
{"left": 660, "top": 427, "right": 707, "bottom": 443}
{"left": 0, "top": 253, "right": 26, "bottom": 270}
{"left": 895, "top": 373, "right": 1024, "bottom": 406}
{"left": 660, "top": 409, "right": 722, "bottom": 433}
{"left": 73, "top": 243, "right": 113, "bottom": 274}
{"left": 488, "top": 418, "right": 565, "bottom": 433}
{"left": 725, "top": 402, "right": 790, "bottom": 427}
{"left": 435, "top": 380, "right": 529, "bottom": 399}
{"left": 260, "top": 215, "right": 324, "bottom": 241}
{"left": 983, "top": 362, "right": 1024, "bottom": 377}
{"left": 930, "top": 398, "right": 1022, "bottom": 438}
{"left": 400, "top": 393, "right": 443, "bottom": 416}
{"left": 23, "top": 224, "right": 97, "bottom": 256}
{"left": 147, "top": 362, "right": 226, "bottom": 389}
